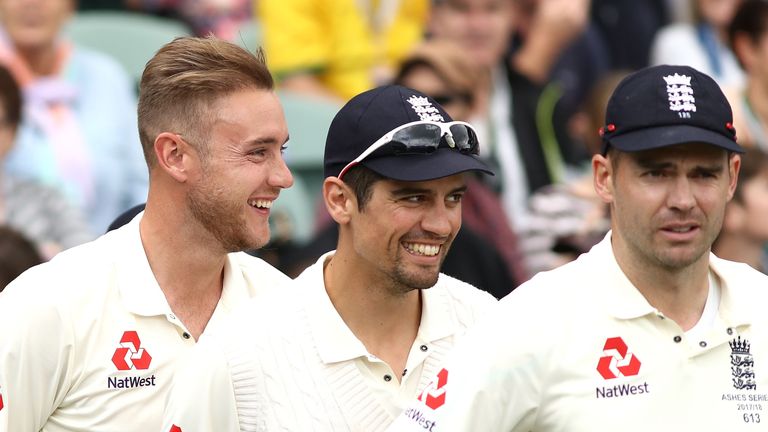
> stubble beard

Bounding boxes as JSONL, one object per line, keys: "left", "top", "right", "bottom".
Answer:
{"left": 388, "top": 247, "right": 446, "bottom": 295}
{"left": 187, "top": 175, "right": 264, "bottom": 253}
{"left": 629, "top": 221, "right": 719, "bottom": 272}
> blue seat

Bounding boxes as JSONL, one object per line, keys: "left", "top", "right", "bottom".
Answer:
{"left": 278, "top": 91, "right": 340, "bottom": 205}
{"left": 64, "top": 11, "right": 192, "bottom": 85}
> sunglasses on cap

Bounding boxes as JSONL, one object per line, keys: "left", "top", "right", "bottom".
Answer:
{"left": 338, "top": 120, "right": 480, "bottom": 179}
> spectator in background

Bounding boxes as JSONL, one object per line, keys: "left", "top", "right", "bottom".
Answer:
{"left": 428, "top": 0, "right": 592, "bottom": 232}
{"left": 590, "top": 0, "right": 670, "bottom": 71}
{"left": 714, "top": 148, "right": 768, "bottom": 274}
{"left": 651, "top": 0, "right": 745, "bottom": 88}
{"left": 728, "top": 0, "right": 768, "bottom": 152}
{"left": 522, "top": 71, "right": 626, "bottom": 274}
{"left": 0, "top": 0, "right": 148, "bottom": 233}
{"left": 0, "top": 226, "right": 42, "bottom": 291}
{"left": 258, "top": 0, "right": 429, "bottom": 101}
{"left": 0, "top": 64, "right": 92, "bottom": 258}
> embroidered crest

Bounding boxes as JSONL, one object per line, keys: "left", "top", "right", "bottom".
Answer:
{"left": 407, "top": 95, "right": 445, "bottom": 122}
{"left": 730, "top": 336, "right": 757, "bottom": 390}
{"left": 663, "top": 73, "right": 696, "bottom": 119}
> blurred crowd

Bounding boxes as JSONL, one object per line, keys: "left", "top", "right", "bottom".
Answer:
{"left": 3, "top": 0, "right": 768, "bottom": 295}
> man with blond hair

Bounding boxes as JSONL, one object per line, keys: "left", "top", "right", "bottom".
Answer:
{"left": 0, "top": 36, "right": 293, "bottom": 431}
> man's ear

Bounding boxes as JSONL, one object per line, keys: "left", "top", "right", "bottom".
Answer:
{"left": 727, "top": 153, "right": 742, "bottom": 202}
{"left": 154, "top": 132, "right": 192, "bottom": 183}
{"left": 323, "top": 177, "right": 357, "bottom": 225}
{"left": 593, "top": 153, "right": 615, "bottom": 204}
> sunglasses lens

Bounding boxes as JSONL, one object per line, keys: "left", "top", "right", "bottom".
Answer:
{"left": 390, "top": 124, "right": 443, "bottom": 154}
{"left": 448, "top": 124, "right": 478, "bottom": 154}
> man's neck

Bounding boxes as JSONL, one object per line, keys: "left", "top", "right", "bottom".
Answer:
{"left": 17, "top": 44, "right": 59, "bottom": 77}
{"left": 139, "top": 206, "right": 227, "bottom": 341}
{"left": 613, "top": 242, "right": 711, "bottom": 331}
{"left": 323, "top": 252, "right": 422, "bottom": 381}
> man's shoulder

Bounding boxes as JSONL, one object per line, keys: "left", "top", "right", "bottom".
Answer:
{"left": 712, "top": 255, "right": 768, "bottom": 300}
{"left": 229, "top": 252, "right": 293, "bottom": 284}
{"left": 433, "top": 273, "right": 498, "bottom": 315}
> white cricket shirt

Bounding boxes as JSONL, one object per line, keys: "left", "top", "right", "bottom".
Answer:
{"left": 390, "top": 232, "right": 768, "bottom": 431}
{"left": 0, "top": 213, "right": 290, "bottom": 431}
{"left": 162, "top": 251, "right": 497, "bottom": 431}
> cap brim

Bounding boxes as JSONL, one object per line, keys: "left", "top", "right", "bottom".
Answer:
{"left": 362, "top": 147, "right": 494, "bottom": 181}
{"left": 604, "top": 124, "right": 744, "bottom": 154}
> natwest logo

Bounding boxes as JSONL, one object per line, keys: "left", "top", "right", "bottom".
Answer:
{"left": 112, "top": 331, "right": 152, "bottom": 371}
{"left": 596, "top": 337, "right": 641, "bottom": 380}
{"left": 418, "top": 368, "right": 448, "bottom": 410}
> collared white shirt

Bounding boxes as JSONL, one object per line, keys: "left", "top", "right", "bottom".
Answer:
{"left": 390, "top": 232, "right": 768, "bottom": 431}
{"left": 0, "top": 212, "right": 290, "bottom": 432}
{"left": 162, "top": 251, "right": 496, "bottom": 431}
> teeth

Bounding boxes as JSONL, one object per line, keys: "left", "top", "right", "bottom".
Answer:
{"left": 249, "top": 199, "right": 273, "bottom": 209}
{"left": 403, "top": 242, "right": 440, "bottom": 256}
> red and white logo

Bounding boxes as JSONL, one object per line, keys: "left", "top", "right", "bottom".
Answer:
{"left": 597, "top": 337, "right": 641, "bottom": 379}
{"left": 418, "top": 368, "right": 448, "bottom": 410}
{"left": 169, "top": 425, "right": 182, "bottom": 432}
{"left": 112, "top": 331, "right": 152, "bottom": 371}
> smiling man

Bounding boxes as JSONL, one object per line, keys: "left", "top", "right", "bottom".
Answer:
{"left": 161, "top": 85, "right": 497, "bottom": 431}
{"left": 389, "top": 65, "right": 768, "bottom": 431}
{"left": 0, "top": 37, "right": 293, "bottom": 431}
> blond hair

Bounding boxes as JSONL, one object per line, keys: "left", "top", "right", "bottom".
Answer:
{"left": 137, "top": 36, "right": 274, "bottom": 167}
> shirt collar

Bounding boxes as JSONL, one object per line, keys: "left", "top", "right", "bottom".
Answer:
{"left": 299, "top": 251, "right": 370, "bottom": 364}
{"left": 115, "top": 211, "right": 172, "bottom": 317}
{"left": 590, "top": 232, "right": 657, "bottom": 320}
{"left": 595, "top": 231, "right": 755, "bottom": 327}
{"left": 414, "top": 275, "right": 460, "bottom": 343}
{"left": 115, "top": 212, "right": 251, "bottom": 319}
{"left": 708, "top": 254, "right": 754, "bottom": 328}
{"left": 298, "top": 251, "right": 461, "bottom": 364}
{"left": 216, "top": 253, "right": 252, "bottom": 313}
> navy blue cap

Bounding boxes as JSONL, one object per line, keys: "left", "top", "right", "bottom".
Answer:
{"left": 323, "top": 85, "right": 493, "bottom": 181}
{"left": 600, "top": 65, "right": 743, "bottom": 154}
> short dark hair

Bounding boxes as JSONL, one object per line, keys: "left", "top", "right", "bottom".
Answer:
{"left": 729, "top": 0, "right": 768, "bottom": 67}
{"left": 0, "top": 226, "right": 43, "bottom": 292}
{"left": 341, "top": 165, "right": 386, "bottom": 211}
